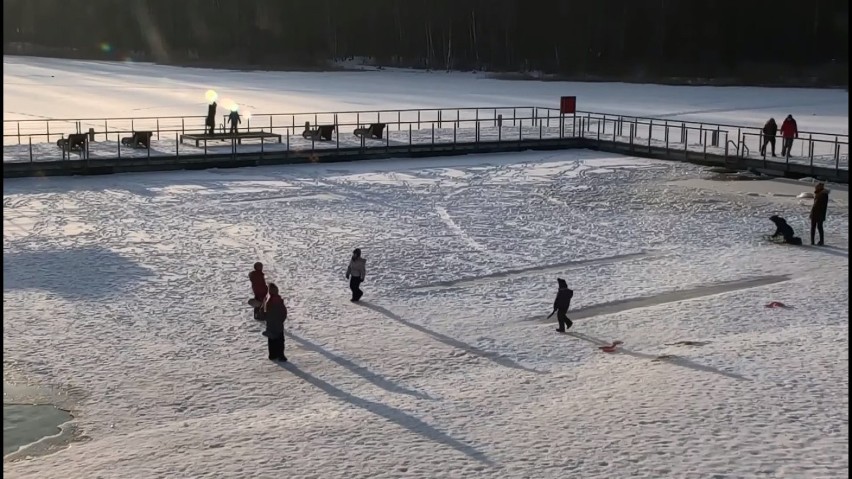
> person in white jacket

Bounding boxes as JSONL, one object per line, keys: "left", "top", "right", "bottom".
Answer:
{"left": 345, "top": 248, "right": 367, "bottom": 302}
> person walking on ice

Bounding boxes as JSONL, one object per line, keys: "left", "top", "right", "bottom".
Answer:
{"left": 261, "top": 283, "right": 288, "bottom": 362}
{"left": 548, "top": 278, "right": 574, "bottom": 333}
{"left": 810, "top": 182, "right": 830, "bottom": 246}
{"left": 345, "top": 248, "right": 367, "bottom": 302}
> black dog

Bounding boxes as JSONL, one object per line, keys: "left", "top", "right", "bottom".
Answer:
{"left": 769, "top": 215, "right": 802, "bottom": 245}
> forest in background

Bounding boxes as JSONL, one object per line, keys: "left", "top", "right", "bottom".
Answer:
{"left": 3, "top": 0, "right": 848, "bottom": 86}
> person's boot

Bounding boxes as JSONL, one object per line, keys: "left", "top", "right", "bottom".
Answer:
{"left": 555, "top": 328, "right": 566, "bottom": 333}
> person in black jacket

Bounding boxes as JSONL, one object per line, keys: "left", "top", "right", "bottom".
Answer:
{"left": 548, "top": 278, "right": 574, "bottom": 333}
{"left": 261, "top": 283, "right": 288, "bottom": 361}
{"left": 769, "top": 215, "right": 802, "bottom": 245}
{"left": 206, "top": 101, "right": 217, "bottom": 135}
{"left": 760, "top": 118, "right": 778, "bottom": 157}
{"left": 810, "top": 182, "right": 830, "bottom": 245}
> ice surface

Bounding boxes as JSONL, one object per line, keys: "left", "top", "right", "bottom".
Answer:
{"left": 2, "top": 57, "right": 849, "bottom": 478}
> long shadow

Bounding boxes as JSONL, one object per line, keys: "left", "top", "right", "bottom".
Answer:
{"left": 409, "top": 251, "right": 649, "bottom": 291}
{"left": 533, "top": 275, "right": 791, "bottom": 322}
{"left": 806, "top": 245, "right": 848, "bottom": 258}
{"left": 284, "top": 331, "right": 433, "bottom": 400}
{"left": 567, "top": 332, "right": 749, "bottom": 381}
{"left": 277, "top": 361, "right": 494, "bottom": 466}
{"left": 358, "top": 302, "right": 544, "bottom": 374}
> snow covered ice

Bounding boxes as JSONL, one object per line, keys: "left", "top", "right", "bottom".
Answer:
{"left": 2, "top": 57, "right": 850, "bottom": 478}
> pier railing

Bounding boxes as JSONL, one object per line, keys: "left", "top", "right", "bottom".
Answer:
{"left": 3, "top": 106, "right": 848, "bottom": 175}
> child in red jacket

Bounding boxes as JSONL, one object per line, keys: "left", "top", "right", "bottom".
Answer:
{"left": 249, "top": 262, "right": 268, "bottom": 320}
{"left": 780, "top": 115, "right": 798, "bottom": 158}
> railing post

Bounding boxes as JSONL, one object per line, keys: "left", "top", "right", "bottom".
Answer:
{"left": 417, "top": 111, "right": 421, "bottom": 130}
{"left": 398, "top": 111, "right": 401, "bottom": 131}
{"left": 438, "top": 110, "right": 442, "bottom": 129}
{"left": 512, "top": 108, "right": 516, "bottom": 126}
{"left": 431, "top": 122, "right": 435, "bottom": 151}
{"left": 17, "top": 122, "right": 21, "bottom": 145}
{"left": 453, "top": 122, "right": 457, "bottom": 150}
{"left": 834, "top": 136, "right": 839, "bottom": 173}
{"left": 176, "top": 132, "right": 179, "bottom": 159}
{"left": 408, "top": 123, "right": 412, "bottom": 152}
{"left": 546, "top": 109, "right": 550, "bottom": 128}
{"left": 28, "top": 136, "right": 32, "bottom": 163}
{"left": 286, "top": 129, "right": 290, "bottom": 157}
{"left": 182, "top": 118, "right": 185, "bottom": 135}
{"left": 46, "top": 121, "right": 50, "bottom": 143}
{"left": 156, "top": 118, "right": 160, "bottom": 140}
{"left": 269, "top": 116, "right": 272, "bottom": 134}
{"left": 648, "top": 119, "right": 653, "bottom": 152}
{"left": 665, "top": 126, "right": 669, "bottom": 153}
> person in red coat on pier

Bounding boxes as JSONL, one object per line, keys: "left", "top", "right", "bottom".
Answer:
{"left": 780, "top": 114, "right": 798, "bottom": 158}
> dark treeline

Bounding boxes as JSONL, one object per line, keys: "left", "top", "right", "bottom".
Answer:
{"left": 3, "top": 0, "right": 848, "bottom": 86}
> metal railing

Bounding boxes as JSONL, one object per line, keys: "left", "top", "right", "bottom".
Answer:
{"left": 3, "top": 106, "right": 849, "bottom": 177}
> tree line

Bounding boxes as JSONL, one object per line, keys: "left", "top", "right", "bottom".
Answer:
{"left": 3, "top": 0, "right": 848, "bottom": 86}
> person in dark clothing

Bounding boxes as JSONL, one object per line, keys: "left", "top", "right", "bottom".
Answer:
{"left": 760, "top": 118, "right": 778, "bottom": 157}
{"left": 345, "top": 248, "right": 367, "bottom": 302}
{"left": 769, "top": 215, "right": 802, "bottom": 245}
{"left": 227, "top": 109, "right": 241, "bottom": 134}
{"left": 810, "top": 182, "right": 830, "bottom": 246}
{"left": 249, "top": 262, "right": 268, "bottom": 320}
{"left": 780, "top": 115, "right": 798, "bottom": 158}
{"left": 548, "top": 278, "right": 574, "bottom": 333}
{"left": 206, "top": 101, "right": 217, "bottom": 135}
{"left": 262, "top": 283, "right": 288, "bottom": 361}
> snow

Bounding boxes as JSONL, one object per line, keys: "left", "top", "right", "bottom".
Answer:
{"left": 3, "top": 57, "right": 849, "bottom": 168}
{"left": 3, "top": 57, "right": 850, "bottom": 478}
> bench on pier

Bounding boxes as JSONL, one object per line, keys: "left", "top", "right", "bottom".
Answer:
{"left": 121, "top": 131, "right": 153, "bottom": 149}
{"left": 179, "top": 131, "right": 282, "bottom": 147}
{"left": 302, "top": 122, "right": 336, "bottom": 141}
{"left": 354, "top": 123, "right": 386, "bottom": 140}
{"left": 56, "top": 133, "right": 88, "bottom": 152}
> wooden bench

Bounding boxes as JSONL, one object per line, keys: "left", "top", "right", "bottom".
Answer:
{"left": 302, "top": 122, "right": 336, "bottom": 142}
{"left": 56, "top": 133, "right": 88, "bottom": 152}
{"left": 121, "top": 131, "right": 153, "bottom": 149}
{"left": 179, "top": 131, "right": 282, "bottom": 147}
{"left": 354, "top": 123, "right": 386, "bottom": 140}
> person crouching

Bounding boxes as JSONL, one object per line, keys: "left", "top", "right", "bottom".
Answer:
{"left": 262, "top": 283, "right": 288, "bottom": 362}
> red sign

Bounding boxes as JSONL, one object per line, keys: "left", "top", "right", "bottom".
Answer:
{"left": 560, "top": 96, "right": 576, "bottom": 114}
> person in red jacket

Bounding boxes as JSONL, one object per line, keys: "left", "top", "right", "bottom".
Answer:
{"left": 249, "top": 262, "right": 268, "bottom": 320}
{"left": 780, "top": 114, "right": 798, "bottom": 158}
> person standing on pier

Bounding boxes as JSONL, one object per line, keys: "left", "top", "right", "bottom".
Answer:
{"left": 206, "top": 101, "right": 217, "bottom": 135}
{"left": 760, "top": 118, "right": 778, "bottom": 157}
{"left": 780, "top": 115, "right": 798, "bottom": 158}
{"left": 228, "top": 109, "right": 241, "bottom": 135}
